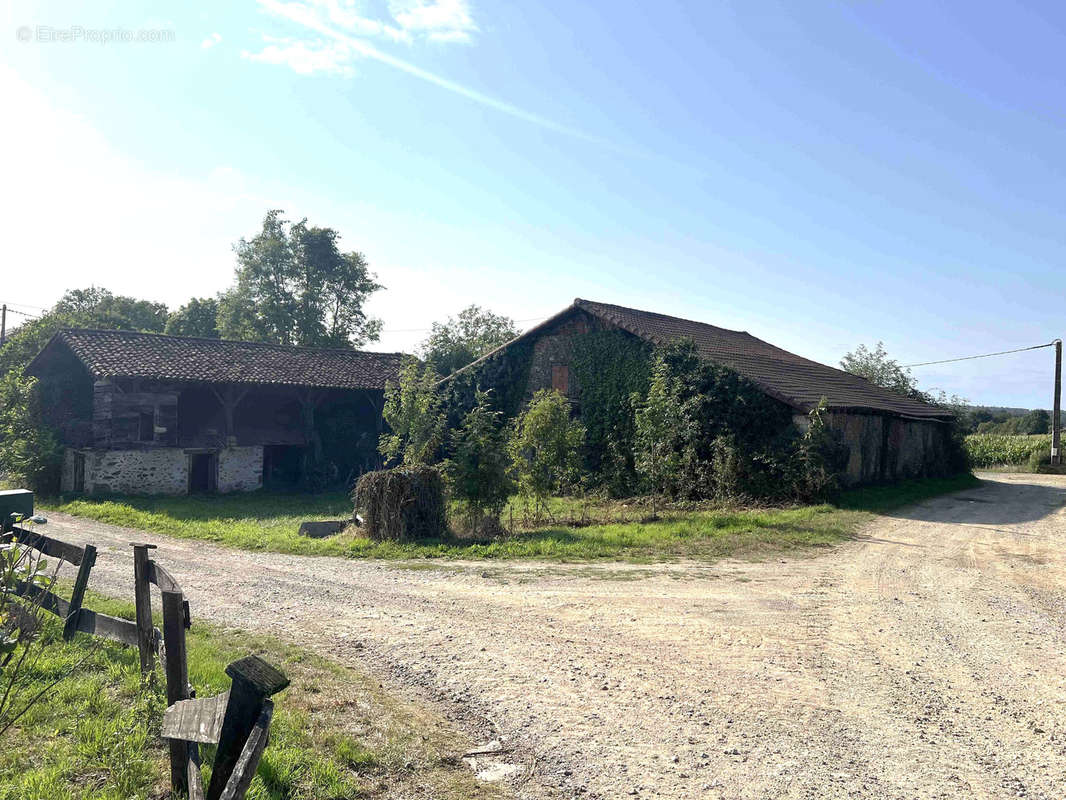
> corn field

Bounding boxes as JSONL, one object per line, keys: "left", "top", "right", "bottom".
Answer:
{"left": 964, "top": 434, "right": 1053, "bottom": 468}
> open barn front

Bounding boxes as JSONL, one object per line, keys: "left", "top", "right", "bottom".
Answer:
{"left": 29, "top": 329, "right": 403, "bottom": 495}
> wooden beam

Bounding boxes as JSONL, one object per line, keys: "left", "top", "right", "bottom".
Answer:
{"left": 219, "top": 701, "right": 274, "bottom": 800}
{"left": 132, "top": 543, "right": 157, "bottom": 675}
{"left": 162, "top": 589, "right": 192, "bottom": 795}
{"left": 205, "top": 657, "right": 288, "bottom": 800}
{"left": 62, "top": 543, "right": 96, "bottom": 640}
{"left": 210, "top": 384, "right": 250, "bottom": 443}
{"left": 163, "top": 690, "right": 230, "bottom": 744}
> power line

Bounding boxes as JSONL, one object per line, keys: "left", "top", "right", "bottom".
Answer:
{"left": 4, "top": 307, "right": 38, "bottom": 318}
{"left": 0, "top": 300, "right": 48, "bottom": 312}
{"left": 904, "top": 341, "right": 1058, "bottom": 368}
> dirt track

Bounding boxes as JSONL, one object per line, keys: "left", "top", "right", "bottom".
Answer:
{"left": 46, "top": 473, "right": 1066, "bottom": 799}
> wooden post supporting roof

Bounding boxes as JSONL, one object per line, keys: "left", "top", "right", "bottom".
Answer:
{"left": 210, "top": 384, "right": 249, "bottom": 445}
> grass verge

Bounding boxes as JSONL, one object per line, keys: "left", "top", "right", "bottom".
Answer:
{"left": 42, "top": 474, "right": 980, "bottom": 563}
{"left": 0, "top": 591, "right": 497, "bottom": 800}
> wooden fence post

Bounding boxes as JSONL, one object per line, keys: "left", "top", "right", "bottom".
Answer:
{"left": 205, "top": 656, "right": 289, "bottom": 800}
{"left": 61, "top": 543, "right": 96, "bottom": 640}
{"left": 162, "top": 587, "right": 191, "bottom": 795}
{"left": 130, "top": 543, "right": 157, "bottom": 676}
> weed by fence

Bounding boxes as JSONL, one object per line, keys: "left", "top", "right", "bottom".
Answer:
{"left": 5, "top": 522, "right": 287, "bottom": 799}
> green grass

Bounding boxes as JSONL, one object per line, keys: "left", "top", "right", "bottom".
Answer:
{"left": 42, "top": 474, "right": 980, "bottom": 563}
{"left": 0, "top": 591, "right": 498, "bottom": 800}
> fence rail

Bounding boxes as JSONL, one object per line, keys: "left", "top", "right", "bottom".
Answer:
{"left": 7, "top": 522, "right": 286, "bottom": 800}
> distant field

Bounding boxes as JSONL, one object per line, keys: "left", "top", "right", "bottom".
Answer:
{"left": 965, "top": 433, "right": 1053, "bottom": 468}
{"left": 42, "top": 474, "right": 979, "bottom": 562}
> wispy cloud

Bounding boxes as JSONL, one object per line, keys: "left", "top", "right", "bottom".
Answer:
{"left": 242, "top": 34, "right": 355, "bottom": 76}
{"left": 244, "top": 0, "right": 633, "bottom": 153}
{"left": 390, "top": 0, "right": 477, "bottom": 44}
{"left": 201, "top": 32, "right": 222, "bottom": 49}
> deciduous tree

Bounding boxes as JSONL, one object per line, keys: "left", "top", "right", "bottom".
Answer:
{"left": 420, "top": 305, "right": 518, "bottom": 376}
{"left": 219, "top": 210, "right": 382, "bottom": 347}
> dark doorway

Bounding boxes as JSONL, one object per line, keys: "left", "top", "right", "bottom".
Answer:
{"left": 188, "top": 452, "right": 217, "bottom": 494}
{"left": 72, "top": 452, "right": 85, "bottom": 493}
{"left": 263, "top": 445, "right": 304, "bottom": 489}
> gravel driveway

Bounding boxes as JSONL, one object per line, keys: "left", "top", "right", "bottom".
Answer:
{"left": 43, "top": 473, "right": 1066, "bottom": 799}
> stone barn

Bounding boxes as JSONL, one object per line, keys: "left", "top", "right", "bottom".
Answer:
{"left": 452, "top": 298, "right": 956, "bottom": 485}
{"left": 27, "top": 329, "right": 404, "bottom": 495}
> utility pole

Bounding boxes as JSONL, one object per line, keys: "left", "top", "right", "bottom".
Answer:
{"left": 1, "top": 304, "right": 6, "bottom": 347}
{"left": 1053, "top": 339, "right": 1062, "bottom": 467}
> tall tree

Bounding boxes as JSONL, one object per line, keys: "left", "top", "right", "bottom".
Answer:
{"left": 839, "top": 342, "right": 918, "bottom": 396}
{"left": 165, "top": 297, "right": 220, "bottom": 338}
{"left": 419, "top": 305, "right": 519, "bottom": 376}
{"left": 218, "top": 210, "right": 382, "bottom": 347}
{"left": 841, "top": 342, "right": 968, "bottom": 411}
{"left": 378, "top": 360, "right": 445, "bottom": 467}
{"left": 0, "top": 287, "right": 168, "bottom": 376}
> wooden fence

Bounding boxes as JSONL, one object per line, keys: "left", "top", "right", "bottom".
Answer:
{"left": 6, "top": 524, "right": 288, "bottom": 800}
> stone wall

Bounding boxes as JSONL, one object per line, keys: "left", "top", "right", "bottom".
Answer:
{"left": 218, "top": 446, "right": 264, "bottom": 493}
{"left": 84, "top": 448, "right": 188, "bottom": 495}
{"left": 60, "top": 445, "right": 265, "bottom": 495}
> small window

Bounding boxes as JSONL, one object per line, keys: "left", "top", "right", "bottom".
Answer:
{"left": 139, "top": 411, "right": 155, "bottom": 442}
{"left": 551, "top": 364, "right": 569, "bottom": 395}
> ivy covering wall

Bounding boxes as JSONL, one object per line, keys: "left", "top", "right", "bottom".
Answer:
{"left": 569, "top": 330, "right": 652, "bottom": 495}
{"left": 441, "top": 337, "right": 535, "bottom": 427}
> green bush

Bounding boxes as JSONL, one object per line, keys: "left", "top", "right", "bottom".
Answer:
{"left": 0, "top": 370, "right": 62, "bottom": 492}
{"left": 378, "top": 360, "right": 444, "bottom": 467}
{"left": 509, "top": 390, "right": 585, "bottom": 517}
{"left": 788, "top": 400, "right": 851, "bottom": 503}
{"left": 443, "top": 390, "right": 513, "bottom": 535}
{"left": 633, "top": 342, "right": 850, "bottom": 503}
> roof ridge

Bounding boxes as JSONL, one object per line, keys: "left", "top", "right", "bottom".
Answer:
{"left": 59, "top": 328, "right": 407, "bottom": 358}
{"left": 574, "top": 298, "right": 752, "bottom": 337}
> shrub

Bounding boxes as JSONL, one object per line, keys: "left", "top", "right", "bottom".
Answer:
{"left": 633, "top": 339, "right": 802, "bottom": 501}
{"left": 352, "top": 467, "right": 445, "bottom": 541}
{"left": 378, "top": 360, "right": 444, "bottom": 467}
{"left": 631, "top": 353, "right": 699, "bottom": 497}
{"left": 0, "top": 369, "right": 62, "bottom": 492}
{"left": 508, "top": 390, "right": 585, "bottom": 517}
{"left": 788, "top": 400, "right": 851, "bottom": 503}
{"left": 443, "top": 390, "right": 513, "bottom": 535}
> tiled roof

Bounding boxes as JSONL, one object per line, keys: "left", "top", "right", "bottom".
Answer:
{"left": 572, "top": 300, "right": 952, "bottom": 420}
{"left": 31, "top": 329, "right": 405, "bottom": 390}
{"left": 457, "top": 299, "right": 952, "bottom": 421}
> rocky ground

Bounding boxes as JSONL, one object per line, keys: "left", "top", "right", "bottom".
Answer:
{"left": 45, "top": 472, "right": 1066, "bottom": 799}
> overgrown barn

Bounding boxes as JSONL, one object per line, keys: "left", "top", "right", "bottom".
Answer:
{"left": 448, "top": 299, "right": 956, "bottom": 486}
{"left": 27, "top": 329, "right": 404, "bottom": 495}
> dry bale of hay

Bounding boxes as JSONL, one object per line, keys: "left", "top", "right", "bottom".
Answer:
{"left": 352, "top": 466, "right": 445, "bottom": 542}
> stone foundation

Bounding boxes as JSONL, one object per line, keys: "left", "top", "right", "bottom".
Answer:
{"left": 61, "top": 446, "right": 265, "bottom": 495}
{"left": 218, "top": 446, "right": 264, "bottom": 493}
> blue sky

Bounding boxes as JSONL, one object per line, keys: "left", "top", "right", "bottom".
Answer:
{"left": 2, "top": 1, "right": 1064, "bottom": 407}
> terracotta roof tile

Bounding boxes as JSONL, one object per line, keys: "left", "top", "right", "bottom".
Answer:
{"left": 35, "top": 329, "right": 405, "bottom": 390}
{"left": 573, "top": 299, "right": 952, "bottom": 420}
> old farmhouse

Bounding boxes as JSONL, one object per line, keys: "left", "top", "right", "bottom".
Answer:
{"left": 27, "top": 329, "right": 404, "bottom": 495}
{"left": 456, "top": 299, "right": 956, "bottom": 485}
